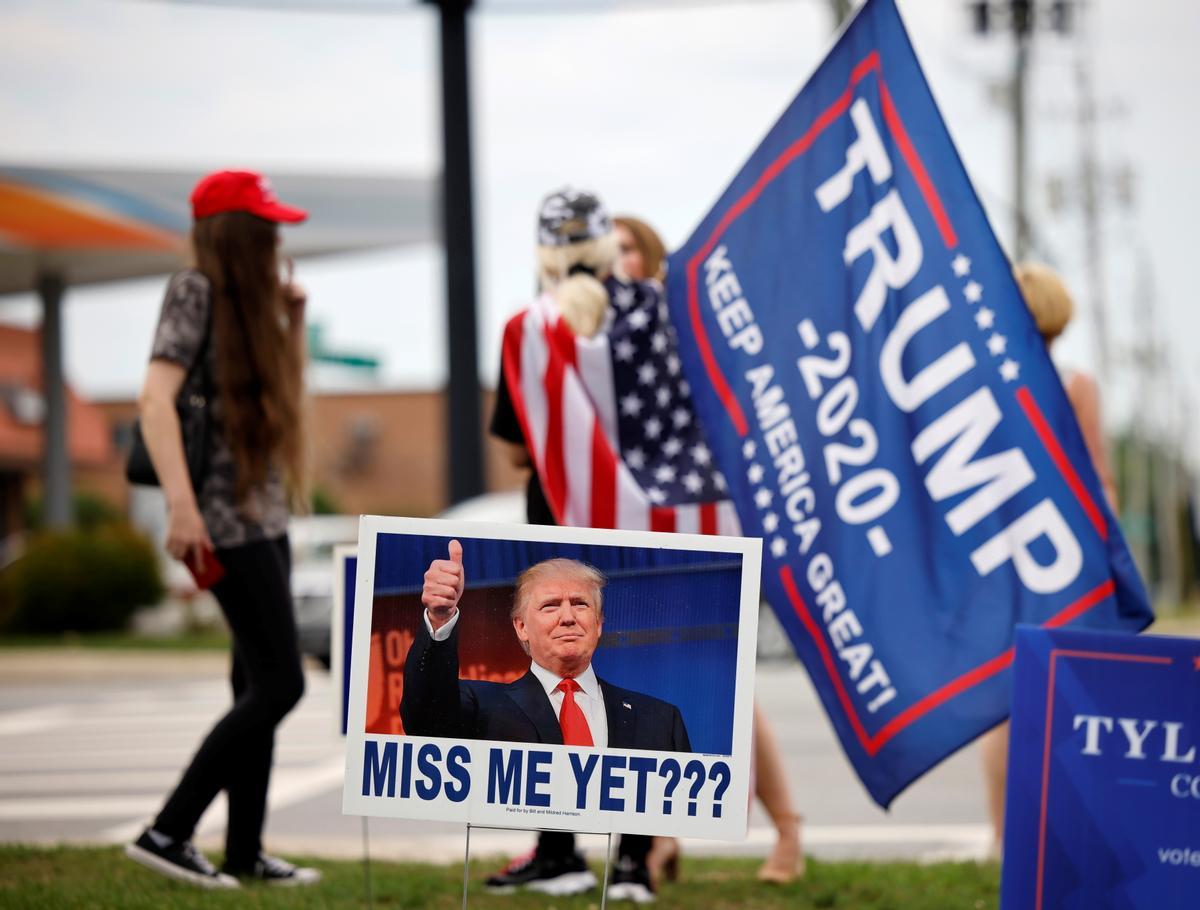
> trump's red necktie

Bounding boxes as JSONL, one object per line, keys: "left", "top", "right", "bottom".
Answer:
{"left": 556, "top": 678, "right": 593, "bottom": 747}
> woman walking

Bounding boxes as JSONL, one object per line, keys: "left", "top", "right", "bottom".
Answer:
{"left": 125, "top": 170, "right": 318, "bottom": 888}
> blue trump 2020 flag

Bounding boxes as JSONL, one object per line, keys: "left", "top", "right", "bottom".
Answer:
{"left": 666, "top": 0, "right": 1152, "bottom": 806}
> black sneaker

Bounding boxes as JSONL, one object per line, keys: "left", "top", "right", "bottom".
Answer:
{"left": 607, "top": 855, "right": 656, "bottom": 903}
{"left": 125, "top": 828, "right": 239, "bottom": 890}
{"left": 223, "top": 852, "right": 321, "bottom": 887}
{"left": 485, "top": 849, "right": 597, "bottom": 895}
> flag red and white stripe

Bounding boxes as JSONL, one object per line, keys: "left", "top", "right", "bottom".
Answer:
{"left": 501, "top": 295, "right": 741, "bottom": 536}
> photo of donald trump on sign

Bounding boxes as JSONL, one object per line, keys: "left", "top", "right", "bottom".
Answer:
{"left": 341, "top": 516, "right": 760, "bottom": 841}
{"left": 403, "top": 544, "right": 692, "bottom": 753}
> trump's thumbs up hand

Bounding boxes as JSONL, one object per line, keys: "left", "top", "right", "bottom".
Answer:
{"left": 423, "top": 539, "right": 466, "bottom": 630}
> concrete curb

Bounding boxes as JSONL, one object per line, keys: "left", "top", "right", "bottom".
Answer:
{"left": 0, "top": 648, "right": 229, "bottom": 682}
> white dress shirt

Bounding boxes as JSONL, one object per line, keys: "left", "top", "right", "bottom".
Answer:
{"left": 423, "top": 608, "right": 608, "bottom": 747}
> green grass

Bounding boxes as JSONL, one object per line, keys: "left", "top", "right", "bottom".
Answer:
{"left": 0, "top": 845, "right": 1000, "bottom": 909}
{"left": 0, "top": 628, "right": 230, "bottom": 651}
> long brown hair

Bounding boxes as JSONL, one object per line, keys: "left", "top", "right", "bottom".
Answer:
{"left": 192, "top": 212, "right": 307, "bottom": 506}
{"left": 614, "top": 215, "right": 667, "bottom": 282}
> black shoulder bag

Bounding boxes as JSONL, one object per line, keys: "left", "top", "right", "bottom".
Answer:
{"left": 125, "top": 312, "right": 213, "bottom": 490}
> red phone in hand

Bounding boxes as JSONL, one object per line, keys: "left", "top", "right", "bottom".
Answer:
{"left": 184, "top": 546, "right": 225, "bottom": 590}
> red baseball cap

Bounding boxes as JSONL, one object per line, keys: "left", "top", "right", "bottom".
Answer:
{"left": 190, "top": 169, "right": 307, "bottom": 223}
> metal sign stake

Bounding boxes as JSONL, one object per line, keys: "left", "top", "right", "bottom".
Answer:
{"left": 461, "top": 823, "right": 472, "bottom": 910}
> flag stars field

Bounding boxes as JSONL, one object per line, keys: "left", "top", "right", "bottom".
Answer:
{"left": 614, "top": 286, "right": 636, "bottom": 310}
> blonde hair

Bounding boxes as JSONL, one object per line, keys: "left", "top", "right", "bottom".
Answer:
{"left": 536, "top": 233, "right": 620, "bottom": 338}
{"left": 512, "top": 558, "right": 606, "bottom": 621}
{"left": 1015, "top": 261, "right": 1074, "bottom": 344}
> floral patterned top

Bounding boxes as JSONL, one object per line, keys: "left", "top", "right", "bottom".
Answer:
{"left": 149, "top": 269, "right": 289, "bottom": 549}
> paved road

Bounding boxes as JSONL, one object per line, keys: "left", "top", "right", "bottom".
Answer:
{"left": 0, "top": 649, "right": 991, "bottom": 864}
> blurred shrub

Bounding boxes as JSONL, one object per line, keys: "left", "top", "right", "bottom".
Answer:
{"left": 0, "top": 524, "right": 165, "bottom": 634}
{"left": 23, "top": 492, "right": 124, "bottom": 532}
{"left": 310, "top": 485, "right": 341, "bottom": 516}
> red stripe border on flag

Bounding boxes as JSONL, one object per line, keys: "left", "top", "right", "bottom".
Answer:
{"left": 781, "top": 573, "right": 1117, "bottom": 757}
{"left": 1017, "top": 386, "right": 1108, "bottom": 541}
{"left": 684, "top": 50, "right": 957, "bottom": 440}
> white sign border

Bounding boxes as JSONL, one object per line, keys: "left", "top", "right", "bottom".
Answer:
{"left": 341, "top": 515, "right": 761, "bottom": 841}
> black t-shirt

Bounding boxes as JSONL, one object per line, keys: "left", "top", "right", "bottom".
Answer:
{"left": 489, "top": 365, "right": 556, "bottom": 526}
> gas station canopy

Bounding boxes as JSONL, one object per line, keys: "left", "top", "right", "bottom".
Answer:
{"left": 0, "top": 164, "right": 437, "bottom": 294}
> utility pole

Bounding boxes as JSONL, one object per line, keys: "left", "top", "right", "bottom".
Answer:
{"left": 1011, "top": 0, "right": 1031, "bottom": 259}
{"left": 826, "top": 0, "right": 853, "bottom": 29}
{"left": 425, "top": 0, "right": 484, "bottom": 506}
{"left": 1140, "top": 258, "right": 1183, "bottom": 610}
{"left": 1072, "top": 14, "right": 1113, "bottom": 385}
{"left": 969, "top": 1, "right": 1074, "bottom": 259}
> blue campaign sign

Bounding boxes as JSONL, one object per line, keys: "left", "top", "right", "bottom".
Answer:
{"left": 666, "top": 0, "right": 1151, "bottom": 806}
{"left": 1002, "top": 626, "right": 1200, "bottom": 909}
{"left": 332, "top": 549, "right": 358, "bottom": 737}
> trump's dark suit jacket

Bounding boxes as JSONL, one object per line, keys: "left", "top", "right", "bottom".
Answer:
{"left": 400, "top": 620, "right": 691, "bottom": 752}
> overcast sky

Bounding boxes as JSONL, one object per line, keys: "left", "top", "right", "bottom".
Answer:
{"left": 1, "top": 0, "right": 1196, "bottom": 453}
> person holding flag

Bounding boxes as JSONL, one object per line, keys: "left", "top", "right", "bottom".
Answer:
{"left": 487, "top": 187, "right": 682, "bottom": 902}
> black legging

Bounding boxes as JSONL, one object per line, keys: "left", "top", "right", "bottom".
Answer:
{"left": 154, "top": 536, "right": 305, "bottom": 868}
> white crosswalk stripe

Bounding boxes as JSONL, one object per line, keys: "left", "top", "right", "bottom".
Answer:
{"left": 0, "top": 668, "right": 345, "bottom": 843}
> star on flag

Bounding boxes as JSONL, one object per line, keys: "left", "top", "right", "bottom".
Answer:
{"left": 951, "top": 253, "right": 971, "bottom": 277}
{"left": 986, "top": 333, "right": 1007, "bottom": 356}
{"left": 999, "top": 359, "right": 1020, "bottom": 382}
{"left": 964, "top": 280, "right": 983, "bottom": 304}
{"left": 974, "top": 307, "right": 995, "bottom": 330}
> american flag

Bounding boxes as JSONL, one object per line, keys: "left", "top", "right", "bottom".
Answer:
{"left": 500, "top": 277, "right": 741, "bottom": 535}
